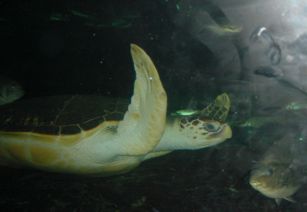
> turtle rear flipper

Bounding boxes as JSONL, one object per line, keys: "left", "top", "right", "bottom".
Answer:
{"left": 117, "top": 44, "right": 167, "bottom": 155}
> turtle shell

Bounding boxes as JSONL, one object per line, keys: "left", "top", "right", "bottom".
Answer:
{"left": 0, "top": 95, "right": 129, "bottom": 135}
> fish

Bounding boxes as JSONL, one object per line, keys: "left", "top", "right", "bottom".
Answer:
{"left": 49, "top": 13, "right": 70, "bottom": 22}
{"left": 249, "top": 133, "right": 307, "bottom": 204}
{"left": 285, "top": 102, "right": 307, "bottom": 111}
{"left": 171, "top": 109, "right": 200, "bottom": 117}
{"left": 239, "top": 116, "right": 282, "bottom": 128}
{"left": 171, "top": 97, "right": 199, "bottom": 117}
{"left": 249, "top": 26, "right": 282, "bottom": 65}
{"left": 239, "top": 101, "right": 307, "bottom": 129}
{"left": 70, "top": 10, "right": 94, "bottom": 19}
{"left": 50, "top": 10, "right": 139, "bottom": 29}
{"left": 202, "top": 24, "right": 242, "bottom": 37}
{"left": 254, "top": 66, "right": 283, "bottom": 78}
{"left": 0, "top": 76, "right": 24, "bottom": 105}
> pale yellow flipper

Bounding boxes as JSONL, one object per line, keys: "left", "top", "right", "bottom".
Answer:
{"left": 117, "top": 44, "right": 167, "bottom": 155}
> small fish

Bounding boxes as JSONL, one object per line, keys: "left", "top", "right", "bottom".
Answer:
{"left": 285, "top": 102, "right": 307, "bottom": 111}
{"left": 249, "top": 134, "right": 307, "bottom": 204}
{"left": 49, "top": 13, "right": 69, "bottom": 22}
{"left": 171, "top": 109, "right": 199, "bottom": 117}
{"left": 70, "top": 10, "right": 94, "bottom": 20}
{"left": 0, "top": 76, "right": 24, "bottom": 105}
{"left": 239, "top": 116, "right": 281, "bottom": 128}
{"left": 203, "top": 24, "right": 242, "bottom": 36}
{"left": 171, "top": 97, "right": 199, "bottom": 117}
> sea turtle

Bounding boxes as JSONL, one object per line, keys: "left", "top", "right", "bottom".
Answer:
{"left": 0, "top": 44, "right": 232, "bottom": 176}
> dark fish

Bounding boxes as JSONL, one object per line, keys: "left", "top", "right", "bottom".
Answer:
{"left": 249, "top": 133, "right": 307, "bottom": 204}
{"left": 254, "top": 66, "right": 280, "bottom": 78}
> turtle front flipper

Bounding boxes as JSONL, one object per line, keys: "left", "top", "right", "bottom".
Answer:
{"left": 117, "top": 44, "right": 167, "bottom": 155}
{"left": 200, "top": 93, "right": 231, "bottom": 122}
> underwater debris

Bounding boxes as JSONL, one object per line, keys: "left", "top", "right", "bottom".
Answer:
{"left": 0, "top": 76, "right": 24, "bottom": 105}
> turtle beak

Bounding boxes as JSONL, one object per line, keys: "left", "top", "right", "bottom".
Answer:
{"left": 216, "top": 123, "right": 232, "bottom": 139}
{"left": 223, "top": 124, "right": 232, "bottom": 139}
{"left": 208, "top": 123, "right": 232, "bottom": 140}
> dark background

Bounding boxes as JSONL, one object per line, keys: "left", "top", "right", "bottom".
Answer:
{"left": 0, "top": 0, "right": 216, "bottom": 109}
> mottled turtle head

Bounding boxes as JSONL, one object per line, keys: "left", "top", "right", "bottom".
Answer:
{"left": 178, "top": 93, "right": 232, "bottom": 149}
{"left": 249, "top": 164, "right": 300, "bottom": 201}
{"left": 174, "top": 116, "right": 232, "bottom": 149}
{"left": 157, "top": 93, "right": 232, "bottom": 151}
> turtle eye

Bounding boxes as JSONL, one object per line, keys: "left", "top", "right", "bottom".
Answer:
{"left": 202, "top": 122, "right": 221, "bottom": 132}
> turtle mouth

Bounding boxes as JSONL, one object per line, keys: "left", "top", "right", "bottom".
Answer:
{"left": 197, "top": 124, "right": 232, "bottom": 149}
{"left": 209, "top": 124, "right": 232, "bottom": 139}
{"left": 223, "top": 124, "right": 232, "bottom": 139}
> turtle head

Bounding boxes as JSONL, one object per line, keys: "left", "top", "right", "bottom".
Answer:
{"left": 172, "top": 116, "right": 232, "bottom": 150}
{"left": 155, "top": 93, "right": 232, "bottom": 151}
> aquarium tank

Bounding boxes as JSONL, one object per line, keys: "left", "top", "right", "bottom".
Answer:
{"left": 1, "top": 0, "right": 307, "bottom": 211}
